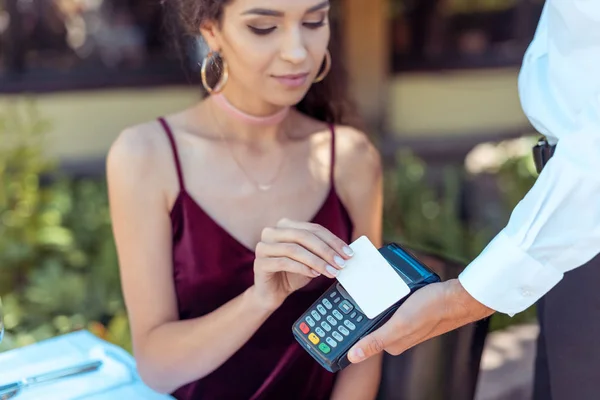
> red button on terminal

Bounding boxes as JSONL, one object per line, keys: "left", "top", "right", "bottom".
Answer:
{"left": 300, "top": 322, "right": 310, "bottom": 334}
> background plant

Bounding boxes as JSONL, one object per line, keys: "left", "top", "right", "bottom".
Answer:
{"left": 0, "top": 102, "right": 129, "bottom": 352}
{"left": 383, "top": 139, "right": 539, "bottom": 331}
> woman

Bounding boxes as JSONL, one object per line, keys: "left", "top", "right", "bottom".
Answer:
{"left": 106, "top": 0, "right": 384, "bottom": 399}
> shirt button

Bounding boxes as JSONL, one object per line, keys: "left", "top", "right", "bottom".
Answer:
{"left": 520, "top": 287, "right": 533, "bottom": 297}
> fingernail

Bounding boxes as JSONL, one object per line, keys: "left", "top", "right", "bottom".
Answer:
{"left": 326, "top": 265, "right": 339, "bottom": 277}
{"left": 351, "top": 348, "right": 365, "bottom": 361}
{"left": 343, "top": 246, "right": 354, "bottom": 257}
{"left": 312, "top": 270, "right": 321, "bottom": 277}
{"left": 334, "top": 255, "right": 345, "bottom": 268}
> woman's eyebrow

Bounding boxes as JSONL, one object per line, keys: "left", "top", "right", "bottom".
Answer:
{"left": 241, "top": 1, "right": 330, "bottom": 17}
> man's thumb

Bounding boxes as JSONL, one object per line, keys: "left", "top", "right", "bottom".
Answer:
{"left": 347, "top": 332, "right": 386, "bottom": 363}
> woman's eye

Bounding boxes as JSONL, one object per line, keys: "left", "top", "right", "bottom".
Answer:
{"left": 248, "top": 26, "right": 277, "bottom": 35}
{"left": 247, "top": 17, "right": 326, "bottom": 35}
{"left": 303, "top": 19, "right": 326, "bottom": 29}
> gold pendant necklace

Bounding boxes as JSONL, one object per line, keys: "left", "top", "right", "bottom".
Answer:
{"left": 211, "top": 103, "right": 287, "bottom": 192}
{"left": 222, "top": 136, "right": 285, "bottom": 192}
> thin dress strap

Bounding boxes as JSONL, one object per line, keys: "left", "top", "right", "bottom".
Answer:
{"left": 158, "top": 117, "right": 186, "bottom": 192}
{"left": 329, "top": 123, "right": 336, "bottom": 186}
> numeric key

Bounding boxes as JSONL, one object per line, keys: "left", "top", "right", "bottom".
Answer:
{"left": 344, "top": 320, "right": 356, "bottom": 330}
{"left": 338, "top": 326, "right": 350, "bottom": 336}
{"left": 311, "top": 310, "right": 321, "bottom": 321}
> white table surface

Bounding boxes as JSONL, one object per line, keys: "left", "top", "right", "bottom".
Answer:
{"left": 0, "top": 330, "right": 174, "bottom": 399}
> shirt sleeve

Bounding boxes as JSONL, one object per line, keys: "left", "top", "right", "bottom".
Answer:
{"left": 458, "top": 0, "right": 600, "bottom": 316}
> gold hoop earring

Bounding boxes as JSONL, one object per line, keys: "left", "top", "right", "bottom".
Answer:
{"left": 314, "top": 50, "right": 331, "bottom": 83}
{"left": 201, "top": 51, "right": 229, "bottom": 94}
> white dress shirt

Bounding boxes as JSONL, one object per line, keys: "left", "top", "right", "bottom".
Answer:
{"left": 458, "top": 0, "right": 600, "bottom": 316}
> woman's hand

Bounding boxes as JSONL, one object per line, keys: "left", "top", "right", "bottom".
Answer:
{"left": 253, "top": 218, "right": 354, "bottom": 310}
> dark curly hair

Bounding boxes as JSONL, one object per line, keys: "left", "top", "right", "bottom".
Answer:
{"left": 163, "top": 0, "right": 360, "bottom": 127}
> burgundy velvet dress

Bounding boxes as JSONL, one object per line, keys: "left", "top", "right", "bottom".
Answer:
{"left": 158, "top": 118, "right": 354, "bottom": 400}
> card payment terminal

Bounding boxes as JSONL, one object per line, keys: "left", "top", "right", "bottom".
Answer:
{"left": 292, "top": 242, "right": 441, "bottom": 372}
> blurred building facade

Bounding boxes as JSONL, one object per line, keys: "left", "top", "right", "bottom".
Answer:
{"left": 0, "top": 0, "right": 544, "bottom": 171}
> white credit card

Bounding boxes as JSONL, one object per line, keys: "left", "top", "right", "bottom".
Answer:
{"left": 336, "top": 236, "right": 411, "bottom": 319}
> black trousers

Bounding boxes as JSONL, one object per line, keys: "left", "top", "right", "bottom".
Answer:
{"left": 533, "top": 253, "right": 600, "bottom": 400}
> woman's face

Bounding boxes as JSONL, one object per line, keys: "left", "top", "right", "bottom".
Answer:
{"left": 201, "top": 0, "right": 331, "bottom": 108}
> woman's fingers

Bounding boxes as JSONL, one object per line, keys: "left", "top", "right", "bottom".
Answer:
{"left": 255, "top": 241, "right": 339, "bottom": 278}
{"left": 260, "top": 220, "right": 354, "bottom": 273}
{"left": 261, "top": 228, "right": 345, "bottom": 272}
{"left": 257, "top": 257, "right": 321, "bottom": 278}
{"left": 276, "top": 218, "right": 354, "bottom": 260}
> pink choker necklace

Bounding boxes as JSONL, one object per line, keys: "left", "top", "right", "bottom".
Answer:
{"left": 212, "top": 93, "right": 290, "bottom": 126}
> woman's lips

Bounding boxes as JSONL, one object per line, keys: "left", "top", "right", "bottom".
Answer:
{"left": 272, "top": 73, "right": 310, "bottom": 88}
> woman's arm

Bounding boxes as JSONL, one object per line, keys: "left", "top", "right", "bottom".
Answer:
{"left": 107, "top": 127, "right": 279, "bottom": 394}
{"left": 329, "top": 126, "right": 384, "bottom": 400}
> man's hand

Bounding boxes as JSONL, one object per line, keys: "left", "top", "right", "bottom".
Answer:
{"left": 347, "top": 279, "right": 495, "bottom": 363}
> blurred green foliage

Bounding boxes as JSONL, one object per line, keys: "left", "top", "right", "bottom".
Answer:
{"left": 383, "top": 149, "right": 490, "bottom": 262}
{"left": 383, "top": 143, "right": 539, "bottom": 331}
{"left": 0, "top": 102, "right": 129, "bottom": 352}
{"left": 0, "top": 103, "right": 539, "bottom": 354}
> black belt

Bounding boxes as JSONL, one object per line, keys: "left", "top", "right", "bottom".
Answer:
{"left": 533, "top": 137, "right": 556, "bottom": 173}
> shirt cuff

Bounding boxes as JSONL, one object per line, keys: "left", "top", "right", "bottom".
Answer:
{"left": 458, "top": 230, "right": 564, "bottom": 316}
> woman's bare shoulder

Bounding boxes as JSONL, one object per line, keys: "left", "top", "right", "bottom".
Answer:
{"left": 109, "top": 119, "right": 168, "bottom": 164}
{"left": 106, "top": 118, "right": 177, "bottom": 196}
{"left": 334, "top": 125, "right": 381, "bottom": 172}
{"left": 291, "top": 113, "right": 382, "bottom": 184}
{"left": 332, "top": 124, "right": 383, "bottom": 196}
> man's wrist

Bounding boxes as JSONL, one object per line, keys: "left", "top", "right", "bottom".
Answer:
{"left": 446, "top": 279, "right": 495, "bottom": 321}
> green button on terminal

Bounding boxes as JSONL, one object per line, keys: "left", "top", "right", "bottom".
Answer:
{"left": 318, "top": 343, "right": 331, "bottom": 354}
